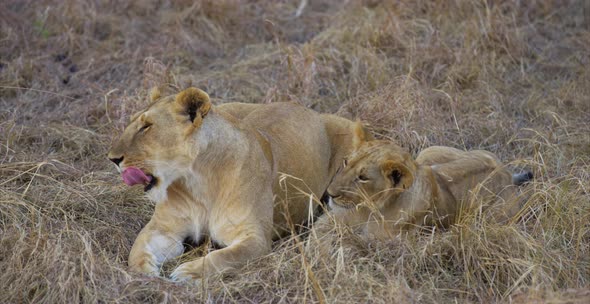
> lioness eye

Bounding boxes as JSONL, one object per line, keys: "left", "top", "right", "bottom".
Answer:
{"left": 343, "top": 159, "right": 348, "bottom": 167}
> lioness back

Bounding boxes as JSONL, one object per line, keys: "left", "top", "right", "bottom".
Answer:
{"left": 216, "top": 102, "right": 261, "bottom": 119}
{"left": 215, "top": 103, "right": 370, "bottom": 236}
{"left": 217, "top": 103, "right": 371, "bottom": 234}
{"left": 239, "top": 102, "right": 334, "bottom": 234}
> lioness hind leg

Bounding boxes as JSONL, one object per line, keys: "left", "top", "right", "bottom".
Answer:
{"left": 128, "top": 219, "right": 186, "bottom": 276}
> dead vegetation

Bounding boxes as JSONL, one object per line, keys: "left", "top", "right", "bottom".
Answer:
{"left": 1, "top": 0, "right": 589, "bottom": 303}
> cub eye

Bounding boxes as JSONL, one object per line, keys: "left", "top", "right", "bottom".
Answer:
{"left": 139, "top": 123, "right": 152, "bottom": 133}
{"left": 358, "top": 174, "right": 369, "bottom": 182}
{"left": 343, "top": 159, "right": 348, "bottom": 167}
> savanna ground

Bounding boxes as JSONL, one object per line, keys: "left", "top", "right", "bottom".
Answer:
{"left": 1, "top": 0, "right": 589, "bottom": 303}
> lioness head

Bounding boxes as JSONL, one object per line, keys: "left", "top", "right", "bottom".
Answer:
{"left": 108, "top": 87, "right": 212, "bottom": 200}
{"left": 327, "top": 122, "right": 416, "bottom": 210}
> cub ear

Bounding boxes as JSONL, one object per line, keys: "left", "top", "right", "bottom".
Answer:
{"left": 148, "top": 86, "right": 161, "bottom": 102}
{"left": 175, "top": 87, "right": 212, "bottom": 126}
{"left": 352, "top": 120, "right": 367, "bottom": 150}
{"left": 382, "top": 160, "right": 414, "bottom": 190}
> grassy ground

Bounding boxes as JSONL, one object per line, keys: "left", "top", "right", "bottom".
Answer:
{"left": 1, "top": 0, "right": 589, "bottom": 303}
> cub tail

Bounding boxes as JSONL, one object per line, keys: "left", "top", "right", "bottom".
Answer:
{"left": 512, "top": 171, "right": 533, "bottom": 186}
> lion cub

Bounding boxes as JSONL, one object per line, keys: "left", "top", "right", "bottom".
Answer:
{"left": 322, "top": 123, "right": 531, "bottom": 239}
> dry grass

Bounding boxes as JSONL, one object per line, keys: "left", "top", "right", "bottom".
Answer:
{"left": 1, "top": 0, "right": 589, "bottom": 303}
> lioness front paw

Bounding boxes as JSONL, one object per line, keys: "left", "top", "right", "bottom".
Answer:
{"left": 129, "top": 257, "right": 160, "bottom": 277}
{"left": 169, "top": 258, "right": 207, "bottom": 282}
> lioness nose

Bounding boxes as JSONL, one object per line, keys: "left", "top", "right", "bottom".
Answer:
{"left": 109, "top": 156, "right": 124, "bottom": 166}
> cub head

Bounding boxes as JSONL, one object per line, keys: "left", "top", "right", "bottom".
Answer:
{"left": 327, "top": 122, "right": 416, "bottom": 210}
{"left": 107, "top": 87, "right": 212, "bottom": 201}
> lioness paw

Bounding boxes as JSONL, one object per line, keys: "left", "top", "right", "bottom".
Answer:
{"left": 129, "top": 258, "right": 161, "bottom": 277}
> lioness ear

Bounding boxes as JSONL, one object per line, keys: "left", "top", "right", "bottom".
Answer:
{"left": 352, "top": 120, "right": 367, "bottom": 150}
{"left": 175, "top": 87, "right": 212, "bottom": 126}
{"left": 149, "top": 84, "right": 178, "bottom": 102}
{"left": 382, "top": 160, "right": 414, "bottom": 190}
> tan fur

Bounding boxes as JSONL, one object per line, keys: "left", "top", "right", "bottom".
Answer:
{"left": 216, "top": 102, "right": 261, "bottom": 119}
{"left": 148, "top": 86, "right": 161, "bottom": 102}
{"left": 108, "top": 88, "right": 364, "bottom": 281}
{"left": 322, "top": 132, "right": 521, "bottom": 240}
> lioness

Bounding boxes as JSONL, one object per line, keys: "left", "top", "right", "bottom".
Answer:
{"left": 108, "top": 87, "right": 364, "bottom": 281}
{"left": 322, "top": 123, "right": 532, "bottom": 239}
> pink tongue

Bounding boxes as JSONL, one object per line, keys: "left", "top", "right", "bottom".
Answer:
{"left": 121, "top": 167, "right": 152, "bottom": 186}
